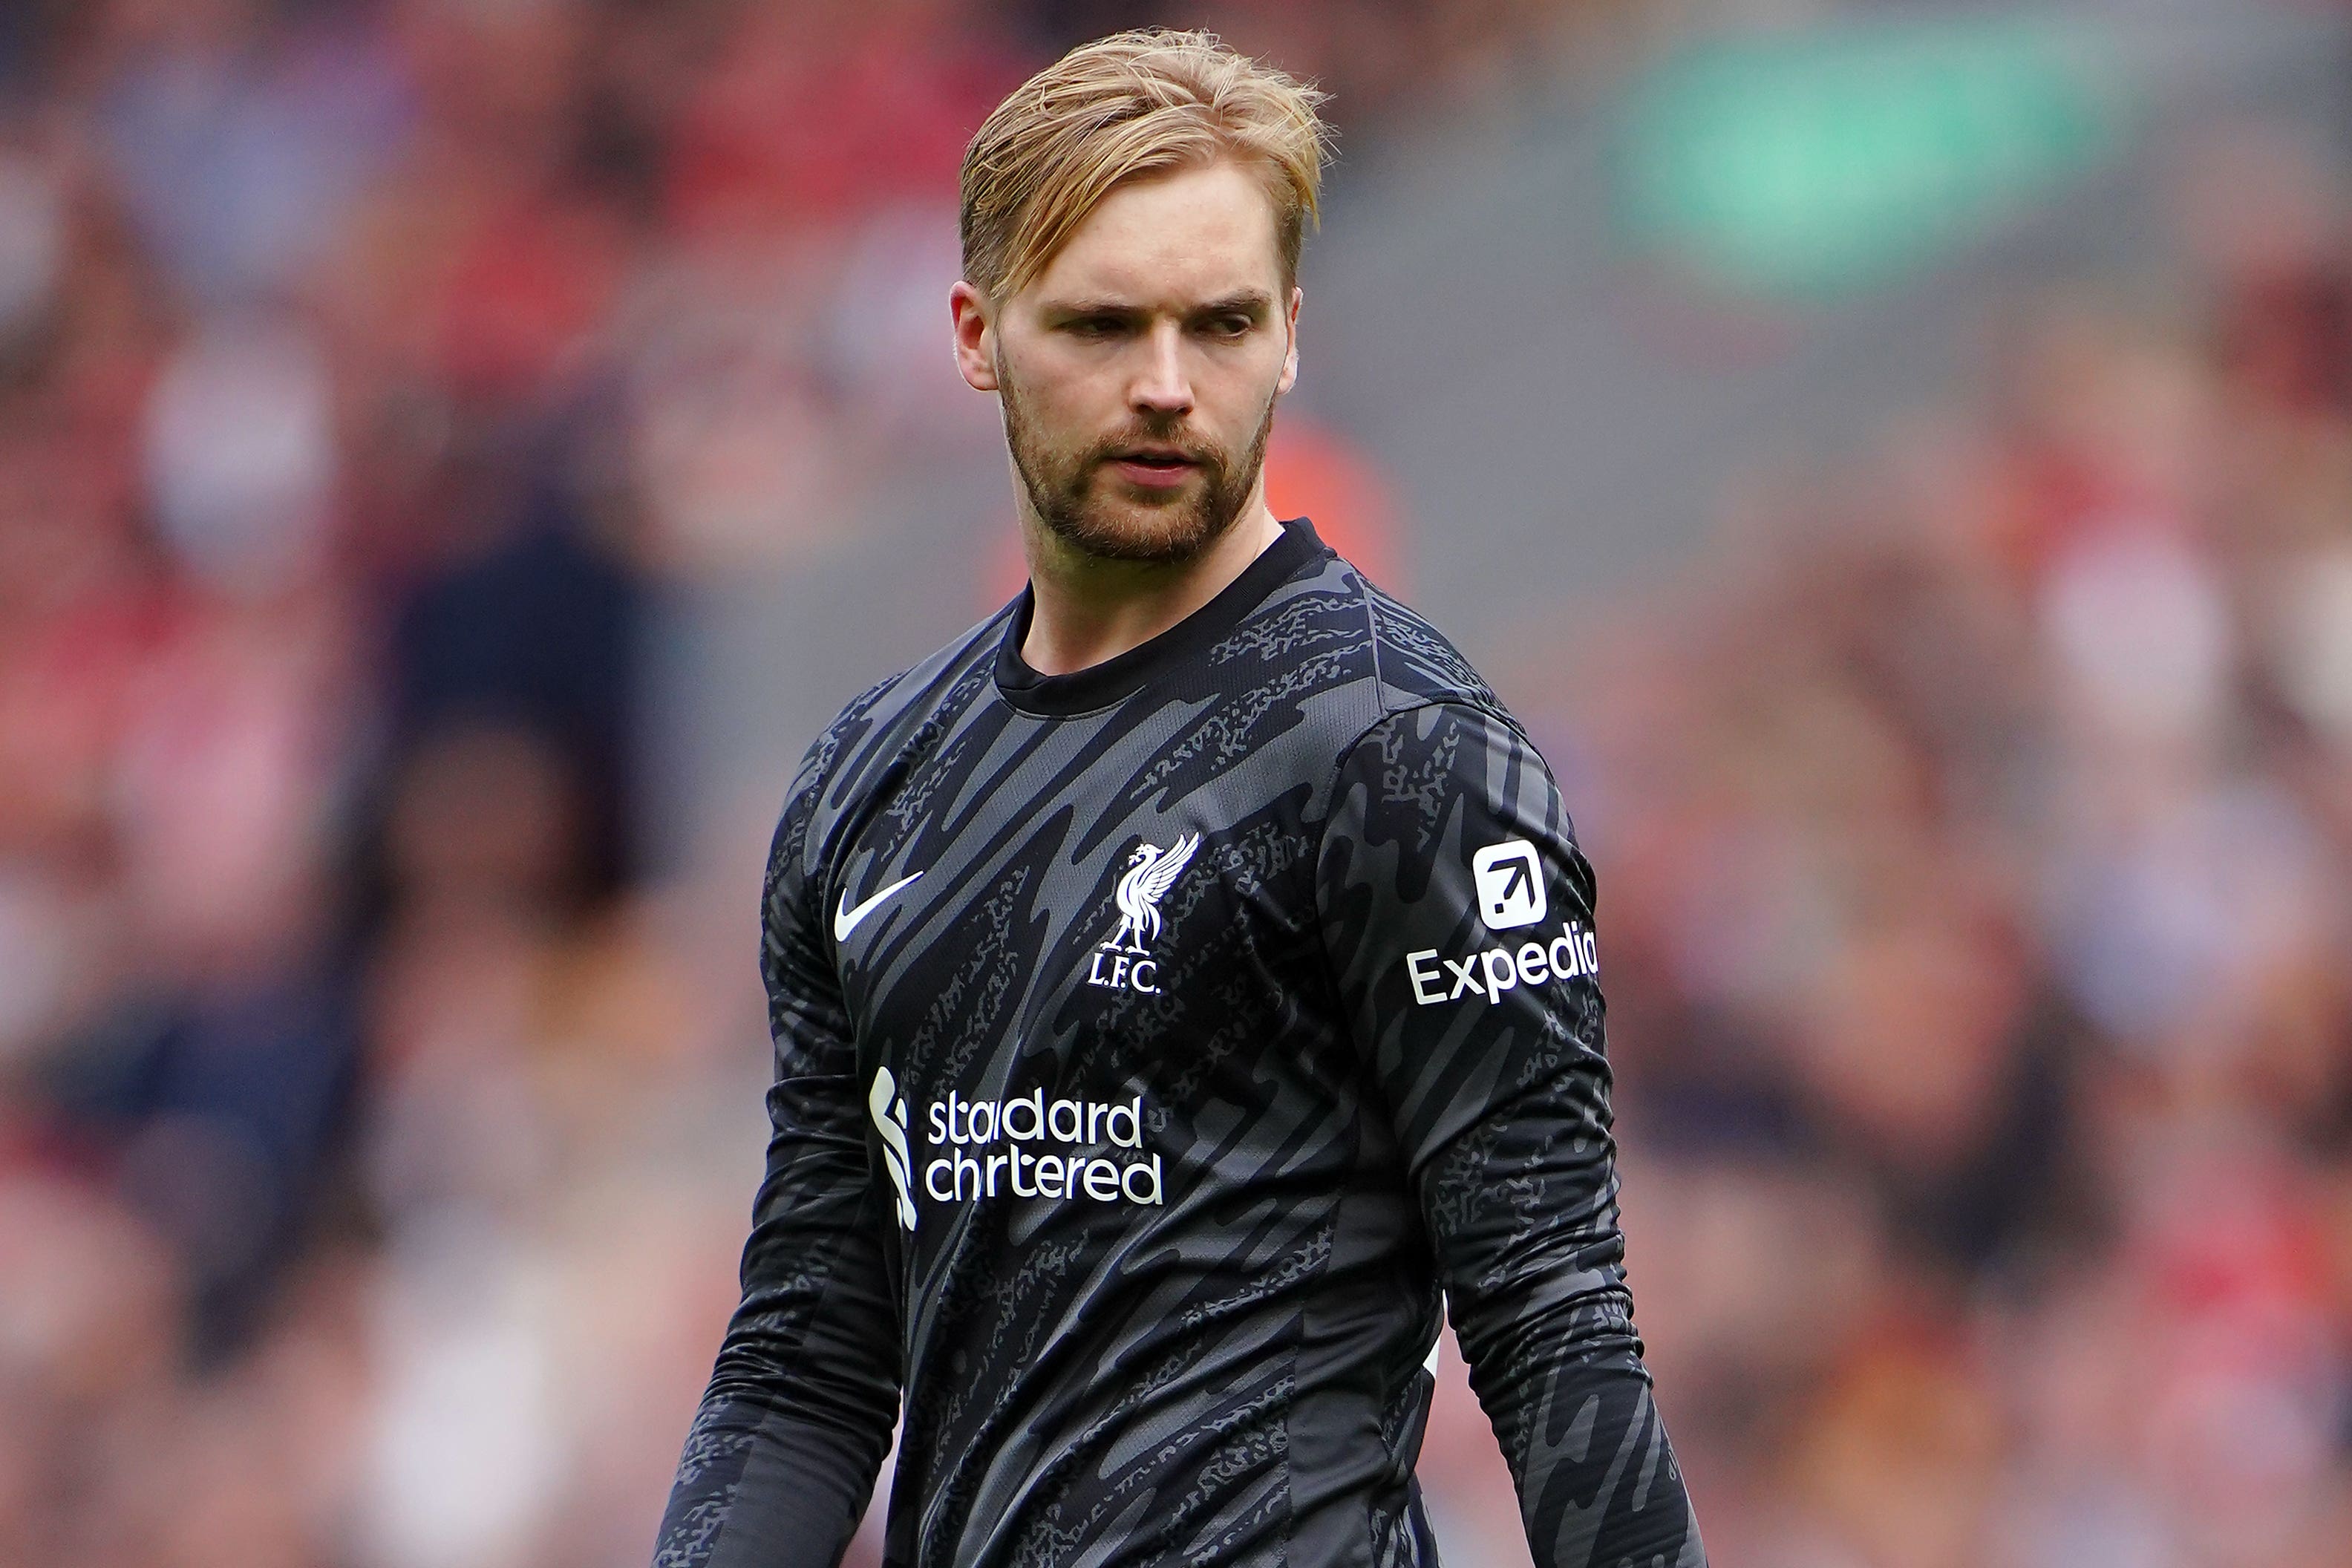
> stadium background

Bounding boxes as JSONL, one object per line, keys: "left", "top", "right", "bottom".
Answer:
{"left": 4, "top": 2, "right": 2351, "bottom": 1564}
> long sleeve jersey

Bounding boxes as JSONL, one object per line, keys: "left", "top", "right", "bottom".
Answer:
{"left": 653, "top": 514, "right": 1704, "bottom": 1568}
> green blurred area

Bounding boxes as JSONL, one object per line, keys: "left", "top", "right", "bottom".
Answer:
{"left": 1615, "top": 18, "right": 2133, "bottom": 297}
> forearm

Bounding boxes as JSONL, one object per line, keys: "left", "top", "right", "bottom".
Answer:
{"left": 651, "top": 1083, "right": 901, "bottom": 1568}
{"left": 1456, "top": 1287, "right": 1703, "bottom": 1568}
{"left": 654, "top": 1386, "right": 887, "bottom": 1568}
{"left": 653, "top": 1214, "right": 901, "bottom": 1568}
{"left": 656, "top": 701, "right": 906, "bottom": 1568}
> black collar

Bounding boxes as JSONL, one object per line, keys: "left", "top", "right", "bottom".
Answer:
{"left": 993, "top": 515, "right": 1329, "bottom": 717}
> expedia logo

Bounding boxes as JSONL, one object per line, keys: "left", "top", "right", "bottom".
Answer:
{"left": 1471, "top": 839, "right": 1546, "bottom": 929}
{"left": 1404, "top": 837, "right": 1597, "bottom": 1007}
{"left": 1403, "top": 920, "right": 1598, "bottom": 1007}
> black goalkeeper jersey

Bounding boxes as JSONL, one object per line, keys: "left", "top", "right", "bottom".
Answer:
{"left": 653, "top": 515, "right": 1704, "bottom": 1568}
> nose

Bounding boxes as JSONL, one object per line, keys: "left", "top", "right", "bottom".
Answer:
{"left": 1130, "top": 319, "right": 1192, "bottom": 418}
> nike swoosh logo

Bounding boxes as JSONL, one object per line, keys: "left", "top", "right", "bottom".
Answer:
{"left": 834, "top": 872, "right": 924, "bottom": 943}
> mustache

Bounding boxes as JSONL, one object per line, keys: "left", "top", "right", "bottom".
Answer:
{"left": 1088, "top": 433, "right": 1222, "bottom": 467}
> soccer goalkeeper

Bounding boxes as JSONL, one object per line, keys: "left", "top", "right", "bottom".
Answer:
{"left": 653, "top": 27, "right": 1705, "bottom": 1568}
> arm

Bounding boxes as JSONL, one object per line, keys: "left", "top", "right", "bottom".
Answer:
{"left": 653, "top": 737, "right": 901, "bottom": 1568}
{"left": 1316, "top": 701, "right": 1705, "bottom": 1568}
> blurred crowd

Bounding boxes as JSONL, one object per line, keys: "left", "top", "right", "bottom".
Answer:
{"left": 1466, "top": 135, "right": 2352, "bottom": 1567}
{"left": 2, "top": 2, "right": 2351, "bottom": 1567}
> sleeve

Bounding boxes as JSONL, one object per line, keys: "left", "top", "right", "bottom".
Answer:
{"left": 651, "top": 733, "right": 903, "bottom": 1568}
{"left": 1315, "top": 700, "right": 1705, "bottom": 1568}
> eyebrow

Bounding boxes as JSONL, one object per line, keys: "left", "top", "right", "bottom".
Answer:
{"left": 1045, "top": 292, "right": 1275, "bottom": 320}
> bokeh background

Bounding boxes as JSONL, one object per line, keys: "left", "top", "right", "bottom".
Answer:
{"left": 6, "top": 2, "right": 2352, "bottom": 1565}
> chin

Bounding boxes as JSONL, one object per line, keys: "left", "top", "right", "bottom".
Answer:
{"left": 1051, "top": 502, "right": 1230, "bottom": 564}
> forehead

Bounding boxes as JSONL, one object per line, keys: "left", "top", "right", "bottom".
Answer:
{"left": 1026, "top": 158, "right": 1283, "bottom": 308}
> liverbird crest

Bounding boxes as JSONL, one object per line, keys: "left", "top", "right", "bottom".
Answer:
{"left": 1102, "top": 831, "right": 1200, "bottom": 956}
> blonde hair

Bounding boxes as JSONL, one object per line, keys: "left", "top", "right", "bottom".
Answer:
{"left": 959, "top": 27, "right": 1335, "bottom": 305}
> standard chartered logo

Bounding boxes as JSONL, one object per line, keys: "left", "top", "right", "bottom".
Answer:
{"left": 868, "top": 1071, "right": 1165, "bottom": 1218}
{"left": 923, "top": 1088, "right": 1163, "bottom": 1207}
{"left": 867, "top": 1066, "right": 918, "bottom": 1229}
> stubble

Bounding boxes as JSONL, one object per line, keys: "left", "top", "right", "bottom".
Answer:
{"left": 996, "top": 350, "right": 1277, "bottom": 565}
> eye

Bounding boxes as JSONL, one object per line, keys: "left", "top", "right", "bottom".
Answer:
{"left": 1067, "top": 316, "right": 1123, "bottom": 338}
{"left": 1203, "top": 316, "right": 1253, "bottom": 337}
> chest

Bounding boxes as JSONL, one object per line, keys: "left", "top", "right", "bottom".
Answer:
{"left": 823, "top": 749, "right": 1333, "bottom": 1125}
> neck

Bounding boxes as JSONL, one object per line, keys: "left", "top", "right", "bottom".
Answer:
{"left": 1017, "top": 492, "right": 1286, "bottom": 676}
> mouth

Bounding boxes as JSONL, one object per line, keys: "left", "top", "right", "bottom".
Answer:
{"left": 1105, "top": 447, "right": 1203, "bottom": 489}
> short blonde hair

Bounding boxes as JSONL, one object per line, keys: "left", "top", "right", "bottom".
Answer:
{"left": 959, "top": 27, "right": 1335, "bottom": 305}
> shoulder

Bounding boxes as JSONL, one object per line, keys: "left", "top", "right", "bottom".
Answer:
{"left": 772, "top": 599, "right": 1020, "bottom": 857}
{"left": 1356, "top": 573, "right": 1509, "bottom": 719}
{"left": 1295, "top": 549, "right": 1530, "bottom": 768}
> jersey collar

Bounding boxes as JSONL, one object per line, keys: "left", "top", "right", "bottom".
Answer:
{"left": 993, "top": 515, "right": 1329, "bottom": 718}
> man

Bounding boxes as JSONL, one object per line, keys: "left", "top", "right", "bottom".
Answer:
{"left": 653, "top": 27, "right": 1705, "bottom": 1568}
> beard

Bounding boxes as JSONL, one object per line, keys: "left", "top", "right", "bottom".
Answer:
{"left": 996, "top": 351, "right": 1277, "bottom": 565}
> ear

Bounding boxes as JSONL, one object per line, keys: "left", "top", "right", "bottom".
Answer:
{"left": 950, "top": 281, "right": 998, "bottom": 392}
{"left": 1275, "top": 283, "right": 1301, "bottom": 396}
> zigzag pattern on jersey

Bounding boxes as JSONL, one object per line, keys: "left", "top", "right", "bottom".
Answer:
{"left": 830, "top": 554, "right": 1525, "bottom": 1568}
{"left": 658, "top": 522, "right": 1702, "bottom": 1568}
{"left": 851, "top": 570, "right": 1382, "bottom": 1568}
